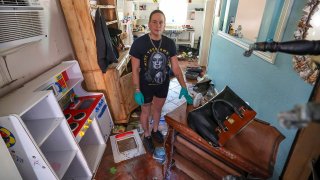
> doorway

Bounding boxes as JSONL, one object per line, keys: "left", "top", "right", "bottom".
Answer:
{"left": 119, "top": 0, "right": 216, "bottom": 69}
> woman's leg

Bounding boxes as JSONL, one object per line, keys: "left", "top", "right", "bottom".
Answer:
{"left": 140, "top": 103, "right": 152, "bottom": 137}
{"left": 140, "top": 102, "right": 155, "bottom": 153}
{"left": 152, "top": 96, "right": 166, "bottom": 132}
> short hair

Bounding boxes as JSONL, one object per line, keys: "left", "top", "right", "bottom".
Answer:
{"left": 149, "top": 10, "right": 166, "bottom": 23}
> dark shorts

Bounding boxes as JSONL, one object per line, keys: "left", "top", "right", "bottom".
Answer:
{"left": 140, "top": 81, "right": 170, "bottom": 104}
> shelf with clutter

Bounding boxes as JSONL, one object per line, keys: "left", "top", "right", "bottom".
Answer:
{"left": 0, "top": 60, "right": 114, "bottom": 179}
{"left": 132, "top": 0, "right": 159, "bottom": 19}
{"left": 120, "top": 17, "right": 134, "bottom": 46}
{"left": 163, "top": 26, "right": 196, "bottom": 48}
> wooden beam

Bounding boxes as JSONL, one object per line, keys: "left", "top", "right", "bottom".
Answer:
{"left": 59, "top": 0, "right": 100, "bottom": 73}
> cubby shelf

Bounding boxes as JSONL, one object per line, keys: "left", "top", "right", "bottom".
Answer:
{"left": 0, "top": 60, "right": 113, "bottom": 179}
{"left": 44, "top": 150, "right": 77, "bottom": 179}
{"left": 59, "top": 78, "right": 82, "bottom": 100}
{"left": 80, "top": 144, "right": 106, "bottom": 173}
{"left": 24, "top": 117, "right": 63, "bottom": 147}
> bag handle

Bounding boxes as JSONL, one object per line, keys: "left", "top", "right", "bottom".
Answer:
{"left": 211, "top": 99, "right": 243, "bottom": 132}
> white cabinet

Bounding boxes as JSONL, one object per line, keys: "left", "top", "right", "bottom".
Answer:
{"left": 0, "top": 92, "right": 83, "bottom": 180}
{"left": 0, "top": 60, "right": 113, "bottom": 179}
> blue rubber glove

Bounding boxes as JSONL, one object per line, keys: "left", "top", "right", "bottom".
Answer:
{"left": 179, "top": 87, "right": 193, "bottom": 105}
{"left": 134, "top": 91, "right": 144, "bottom": 105}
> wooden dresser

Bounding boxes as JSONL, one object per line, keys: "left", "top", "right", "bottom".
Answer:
{"left": 163, "top": 104, "right": 285, "bottom": 179}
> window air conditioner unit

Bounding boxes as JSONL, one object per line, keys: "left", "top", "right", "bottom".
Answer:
{"left": 0, "top": 0, "right": 46, "bottom": 55}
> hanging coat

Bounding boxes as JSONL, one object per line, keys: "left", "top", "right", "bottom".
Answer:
{"left": 94, "top": 8, "right": 118, "bottom": 73}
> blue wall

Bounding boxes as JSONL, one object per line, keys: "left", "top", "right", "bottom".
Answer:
{"left": 206, "top": 0, "right": 313, "bottom": 179}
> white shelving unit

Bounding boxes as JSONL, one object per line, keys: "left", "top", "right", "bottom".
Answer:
{"left": 0, "top": 93, "right": 77, "bottom": 180}
{"left": 79, "top": 120, "right": 106, "bottom": 172}
{"left": 43, "top": 150, "right": 77, "bottom": 179}
{"left": 24, "top": 117, "right": 63, "bottom": 146}
{"left": 0, "top": 60, "right": 114, "bottom": 179}
{"left": 132, "top": 1, "right": 159, "bottom": 19}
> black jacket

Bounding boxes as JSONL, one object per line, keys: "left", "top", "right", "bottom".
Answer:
{"left": 94, "top": 8, "right": 118, "bottom": 73}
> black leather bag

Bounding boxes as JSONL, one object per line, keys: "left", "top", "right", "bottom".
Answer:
{"left": 187, "top": 86, "right": 256, "bottom": 147}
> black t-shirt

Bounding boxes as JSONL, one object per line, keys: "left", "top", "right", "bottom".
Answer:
{"left": 129, "top": 34, "right": 177, "bottom": 85}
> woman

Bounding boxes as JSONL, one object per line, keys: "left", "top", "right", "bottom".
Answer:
{"left": 130, "top": 10, "right": 193, "bottom": 153}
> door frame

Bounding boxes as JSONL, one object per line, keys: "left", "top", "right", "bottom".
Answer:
{"left": 198, "top": 0, "right": 217, "bottom": 67}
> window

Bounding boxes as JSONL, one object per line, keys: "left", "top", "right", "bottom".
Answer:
{"left": 159, "top": 0, "right": 187, "bottom": 25}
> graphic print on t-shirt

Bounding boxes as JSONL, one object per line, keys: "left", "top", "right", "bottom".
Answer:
{"left": 143, "top": 47, "right": 169, "bottom": 85}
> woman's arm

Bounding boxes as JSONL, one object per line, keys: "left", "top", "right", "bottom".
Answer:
{"left": 131, "top": 56, "right": 141, "bottom": 90}
{"left": 170, "top": 55, "right": 187, "bottom": 88}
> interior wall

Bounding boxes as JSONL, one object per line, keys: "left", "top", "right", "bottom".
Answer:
{"left": 206, "top": 0, "right": 312, "bottom": 178}
{"left": 0, "top": 0, "right": 74, "bottom": 97}
{"left": 198, "top": 0, "right": 215, "bottom": 67}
